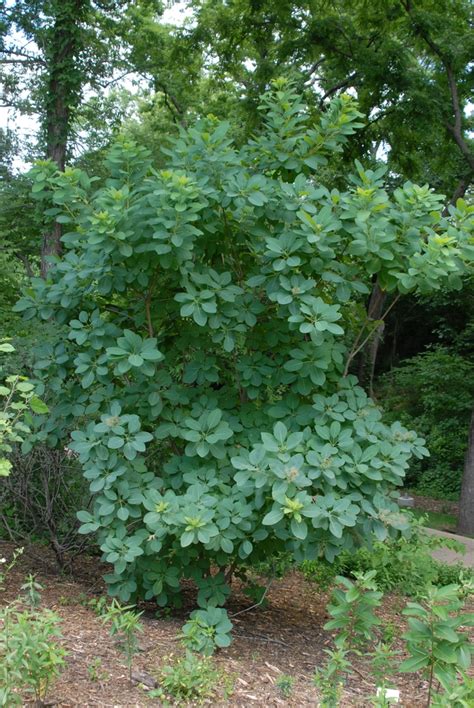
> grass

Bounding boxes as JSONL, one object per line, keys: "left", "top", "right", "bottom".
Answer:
{"left": 410, "top": 508, "right": 457, "bottom": 531}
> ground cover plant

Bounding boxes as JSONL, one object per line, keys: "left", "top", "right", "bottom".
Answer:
{"left": 14, "top": 79, "right": 473, "bottom": 636}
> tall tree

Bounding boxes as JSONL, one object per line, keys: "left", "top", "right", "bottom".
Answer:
{"left": 0, "top": 0, "right": 164, "bottom": 274}
{"left": 187, "top": 0, "right": 473, "bottom": 197}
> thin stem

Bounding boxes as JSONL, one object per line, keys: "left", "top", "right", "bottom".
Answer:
{"left": 343, "top": 294, "right": 400, "bottom": 377}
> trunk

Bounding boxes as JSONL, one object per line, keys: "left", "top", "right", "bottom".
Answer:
{"left": 41, "top": 0, "right": 86, "bottom": 276}
{"left": 457, "top": 409, "right": 474, "bottom": 536}
{"left": 357, "top": 280, "right": 386, "bottom": 392}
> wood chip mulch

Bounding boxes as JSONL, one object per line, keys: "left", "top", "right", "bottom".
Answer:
{"left": 1, "top": 540, "right": 472, "bottom": 707}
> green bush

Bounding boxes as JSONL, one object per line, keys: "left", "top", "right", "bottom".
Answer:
{"left": 378, "top": 348, "right": 474, "bottom": 498}
{"left": 0, "top": 606, "right": 67, "bottom": 706}
{"left": 181, "top": 607, "right": 233, "bottom": 656}
{"left": 301, "top": 517, "right": 474, "bottom": 596}
{"left": 15, "top": 78, "right": 472, "bottom": 634}
{"left": 0, "top": 342, "right": 48, "bottom": 477}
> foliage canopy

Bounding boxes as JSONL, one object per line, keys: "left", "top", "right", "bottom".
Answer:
{"left": 15, "top": 80, "right": 473, "bottom": 617}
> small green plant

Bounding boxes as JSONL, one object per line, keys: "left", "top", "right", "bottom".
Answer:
{"left": 86, "top": 595, "right": 109, "bottom": 616}
{"left": 0, "top": 341, "right": 48, "bottom": 477}
{"left": 181, "top": 607, "right": 233, "bottom": 656}
{"left": 0, "top": 547, "right": 23, "bottom": 592}
{"left": 399, "top": 584, "right": 474, "bottom": 706}
{"left": 315, "top": 570, "right": 383, "bottom": 706}
{"left": 151, "top": 650, "right": 223, "bottom": 703}
{"left": 431, "top": 670, "right": 474, "bottom": 707}
{"left": 371, "top": 641, "right": 399, "bottom": 686}
{"left": 101, "top": 599, "right": 143, "bottom": 685}
{"left": 313, "top": 647, "right": 351, "bottom": 707}
{"left": 276, "top": 673, "right": 294, "bottom": 697}
{"left": 87, "top": 657, "right": 109, "bottom": 683}
{"left": 300, "top": 557, "right": 338, "bottom": 590}
{"left": 0, "top": 606, "right": 67, "bottom": 706}
{"left": 324, "top": 570, "right": 383, "bottom": 648}
{"left": 20, "top": 574, "right": 43, "bottom": 608}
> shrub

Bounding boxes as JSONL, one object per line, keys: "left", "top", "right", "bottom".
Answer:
{"left": 400, "top": 584, "right": 474, "bottom": 706}
{"left": 0, "top": 342, "right": 48, "bottom": 478}
{"left": 324, "top": 570, "right": 383, "bottom": 648}
{"left": 15, "top": 78, "right": 472, "bottom": 633}
{"left": 378, "top": 348, "right": 474, "bottom": 498}
{"left": 181, "top": 607, "right": 233, "bottom": 656}
{"left": 0, "top": 446, "right": 90, "bottom": 568}
{"left": 101, "top": 599, "right": 143, "bottom": 684}
{"left": 0, "top": 606, "right": 67, "bottom": 706}
{"left": 301, "top": 516, "right": 473, "bottom": 596}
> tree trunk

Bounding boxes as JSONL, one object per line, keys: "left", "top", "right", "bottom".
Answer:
{"left": 357, "top": 280, "right": 386, "bottom": 393}
{"left": 457, "top": 409, "right": 474, "bottom": 536}
{"left": 41, "top": 0, "right": 86, "bottom": 277}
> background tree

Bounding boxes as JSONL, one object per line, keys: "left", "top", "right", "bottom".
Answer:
{"left": 0, "top": 0, "right": 164, "bottom": 274}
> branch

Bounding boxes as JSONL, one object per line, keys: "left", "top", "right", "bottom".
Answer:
{"left": 343, "top": 294, "right": 400, "bottom": 377}
{"left": 445, "top": 66, "right": 474, "bottom": 173}
{"left": 0, "top": 48, "right": 44, "bottom": 65}
{"left": 400, "top": 1, "right": 474, "bottom": 174}
{"left": 96, "top": 70, "right": 136, "bottom": 90}
{"left": 304, "top": 57, "right": 326, "bottom": 85}
{"left": 319, "top": 73, "right": 357, "bottom": 107}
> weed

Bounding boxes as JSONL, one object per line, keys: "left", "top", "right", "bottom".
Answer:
{"left": 151, "top": 650, "right": 222, "bottom": 703}
{"left": 276, "top": 673, "right": 294, "bottom": 697}
{"left": 101, "top": 599, "right": 143, "bottom": 685}
{"left": 87, "top": 657, "right": 108, "bottom": 683}
{"left": 87, "top": 596, "right": 109, "bottom": 616}
{"left": 20, "top": 574, "right": 43, "bottom": 608}
{"left": 313, "top": 647, "right": 351, "bottom": 707}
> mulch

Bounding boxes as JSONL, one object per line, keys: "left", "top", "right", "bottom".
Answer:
{"left": 411, "top": 494, "right": 458, "bottom": 516}
{"left": 0, "top": 540, "right": 471, "bottom": 707}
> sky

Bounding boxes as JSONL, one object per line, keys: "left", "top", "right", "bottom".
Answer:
{"left": 0, "top": 1, "right": 193, "bottom": 172}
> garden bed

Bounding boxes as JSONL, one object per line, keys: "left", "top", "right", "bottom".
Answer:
{"left": 2, "top": 541, "right": 470, "bottom": 706}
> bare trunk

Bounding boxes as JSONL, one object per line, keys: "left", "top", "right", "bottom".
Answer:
{"left": 40, "top": 0, "right": 85, "bottom": 276}
{"left": 358, "top": 281, "right": 386, "bottom": 392}
{"left": 457, "top": 409, "right": 474, "bottom": 536}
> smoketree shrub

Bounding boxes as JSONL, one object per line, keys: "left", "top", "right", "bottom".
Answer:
{"left": 15, "top": 80, "right": 473, "bottom": 627}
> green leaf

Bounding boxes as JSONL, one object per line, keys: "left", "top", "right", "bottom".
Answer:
{"left": 108, "top": 436, "right": 124, "bottom": 449}
{"left": 399, "top": 653, "right": 430, "bottom": 673}
{"left": 262, "top": 508, "right": 284, "bottom": 525}
{"left": 29, "top": 396, "right": 49, "bottom": 414}
{"left": 128, "top": 354, "right": 144, "bottom": 367}
{"left": 0, "top": 343, "right": 15, "bottom": 352}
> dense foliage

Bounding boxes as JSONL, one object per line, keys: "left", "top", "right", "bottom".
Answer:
{"left": 379, "top": 348, "right": 474, "bottom": 497}
{"left": 14, "top": 81, "right": 473, "bottom": 618}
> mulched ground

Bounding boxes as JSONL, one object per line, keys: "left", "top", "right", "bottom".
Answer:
{"left": 0, "top": 540, "right": 472, "bottom": 707}
{"left": 411, "top": 494, "right": 458, "bottom": 516}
